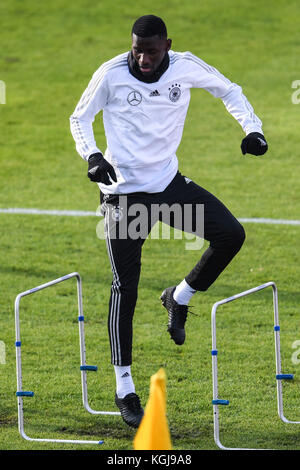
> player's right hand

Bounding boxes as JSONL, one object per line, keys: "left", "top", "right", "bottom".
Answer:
{"left": 241, "top": 132, "right": 268, "bottom": 156}
{"left": 87, "top": 152, "right": 117, "bottom": 185}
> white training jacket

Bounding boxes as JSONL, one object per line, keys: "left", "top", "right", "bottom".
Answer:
{"left": 70, "top": 50, "right": 263, "bottom": 194}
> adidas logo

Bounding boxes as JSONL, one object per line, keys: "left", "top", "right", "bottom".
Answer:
{"left": 258, "top": 137, "right": 267, "bottom": 146}
{"left": 149, "top": 89, "right": 160, "bottom": 97}
{"left": 121, "top": 372, "right": 130, "bottom": 378}
{"left": 184, "top": 176, "right": 192, "bottom": 184}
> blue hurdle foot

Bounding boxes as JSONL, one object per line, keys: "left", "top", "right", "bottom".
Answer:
{"left": 212, "top": 399, "right": 230, "bottom": 405}
{"left": 16, "top": 391, "right": 34, "bottom": 397}
{"left": 276, "top": 374, "right": 294, "bottom": 380}
{"left": 80, "top": 365, "right": 98, "bottom": 371}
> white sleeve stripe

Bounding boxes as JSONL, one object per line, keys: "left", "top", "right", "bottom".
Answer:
{"left": 170, "top": 52, "right": 230, "bottom": 86}
{"left": 70, "top": 116, "right": 92, "bottom": 158}
{"left": 223, "top": 84, "right": 262, "bottom": 128}
{"left": 182, "top": 53, "right": 231, "bottom": 86}
{"left": 73, "top": 58, "right": 128, "bottom": 116}
{"left": 169, "top": 55, "right": 181, "bottom": 65}
{"left": 224, "top": 85, "right": 260, "bottom": 125}
{"left": 171, "top": 52, "right": 262, "bottom": 130}
{"left": 242, "top": 95, "right": 257, "bottom": 123}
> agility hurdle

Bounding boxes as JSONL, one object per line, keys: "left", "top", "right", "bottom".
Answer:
{"left": 14, "top": 272, "right": 119, "bottom": 446}
{"left": 211, "top": 281, "right": 299, "bottom": 451}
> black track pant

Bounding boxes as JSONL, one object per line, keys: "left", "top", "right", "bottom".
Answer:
{"left": 101, "top": 172, "right": 245, "bottom": 366}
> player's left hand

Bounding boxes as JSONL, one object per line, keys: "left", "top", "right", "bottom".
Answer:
{"left": 241, "top": 132, "right": 268, "bottom": 156}
{"left": 87, "top": 152, "right": 117, "bottom": 185}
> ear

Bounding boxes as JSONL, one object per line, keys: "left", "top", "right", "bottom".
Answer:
{"left": 166, "top": 39, "right": 172, "bottom": 51}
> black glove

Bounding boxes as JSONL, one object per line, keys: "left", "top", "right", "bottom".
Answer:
{"left": 87, "top": 152, "right": 117, "bottom": 185}
{"left": 241, "top": 132, "right": 268, "bottom": 156}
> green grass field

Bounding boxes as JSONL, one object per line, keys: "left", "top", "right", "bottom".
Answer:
{"left": 1, "top": 0, "right": 300, "bottom": 451}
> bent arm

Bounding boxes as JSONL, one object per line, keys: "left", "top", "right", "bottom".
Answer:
{"left": 219, "top": 83, "right": 263, "bottom": 135}
{"left": 184, "top": 52, "right": 263, "bottom": 135}
{"left": 70, "top": 66, "right": 109, "bottom": 161}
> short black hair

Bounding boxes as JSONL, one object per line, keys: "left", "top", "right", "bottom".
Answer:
{"left": 131, "top": 15, "right": 167, "bottom": 38}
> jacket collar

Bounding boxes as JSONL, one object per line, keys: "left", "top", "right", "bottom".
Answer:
{"left": 127, "top": 51, "right": 170, "bottom": 83}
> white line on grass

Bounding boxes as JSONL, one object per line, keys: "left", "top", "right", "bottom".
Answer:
{"left": 0, "top": 207, "right": 96, "bottom": 217}
{"left": 239, "top": 218, "right": 300, "bottom": 226}
{"left": 1, "top": 208, "right": 300, "bottom": 226}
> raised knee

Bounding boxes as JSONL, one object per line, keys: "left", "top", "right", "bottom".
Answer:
{"left": 220, "top": 221, "right": 246, "bottom": 250}
{"left": 234, "top": 223, "right": 246, "bottom": 247}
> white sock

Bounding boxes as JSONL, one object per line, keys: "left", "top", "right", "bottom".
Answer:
{"left": 114, "top": 365, "right": 135, "bottom": 398}
{"left": 173, "top": 279, "right": 196, "bottom": 305}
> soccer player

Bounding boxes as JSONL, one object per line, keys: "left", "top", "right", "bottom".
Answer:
{"left": 70, "top": 15, "right": 268, "bottom": 428}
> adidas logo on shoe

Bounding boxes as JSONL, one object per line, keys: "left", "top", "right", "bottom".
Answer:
{"left": 149, "top": 89, "right": 160, "bottom": 96}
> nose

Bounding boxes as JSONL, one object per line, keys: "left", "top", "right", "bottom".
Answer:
{"left": 139, "top": 53, "right": 150, "bottom": 66}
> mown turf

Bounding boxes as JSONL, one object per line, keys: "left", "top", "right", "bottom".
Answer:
{"left": 0, "top": 0, "right": 300, "bottom": 451}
